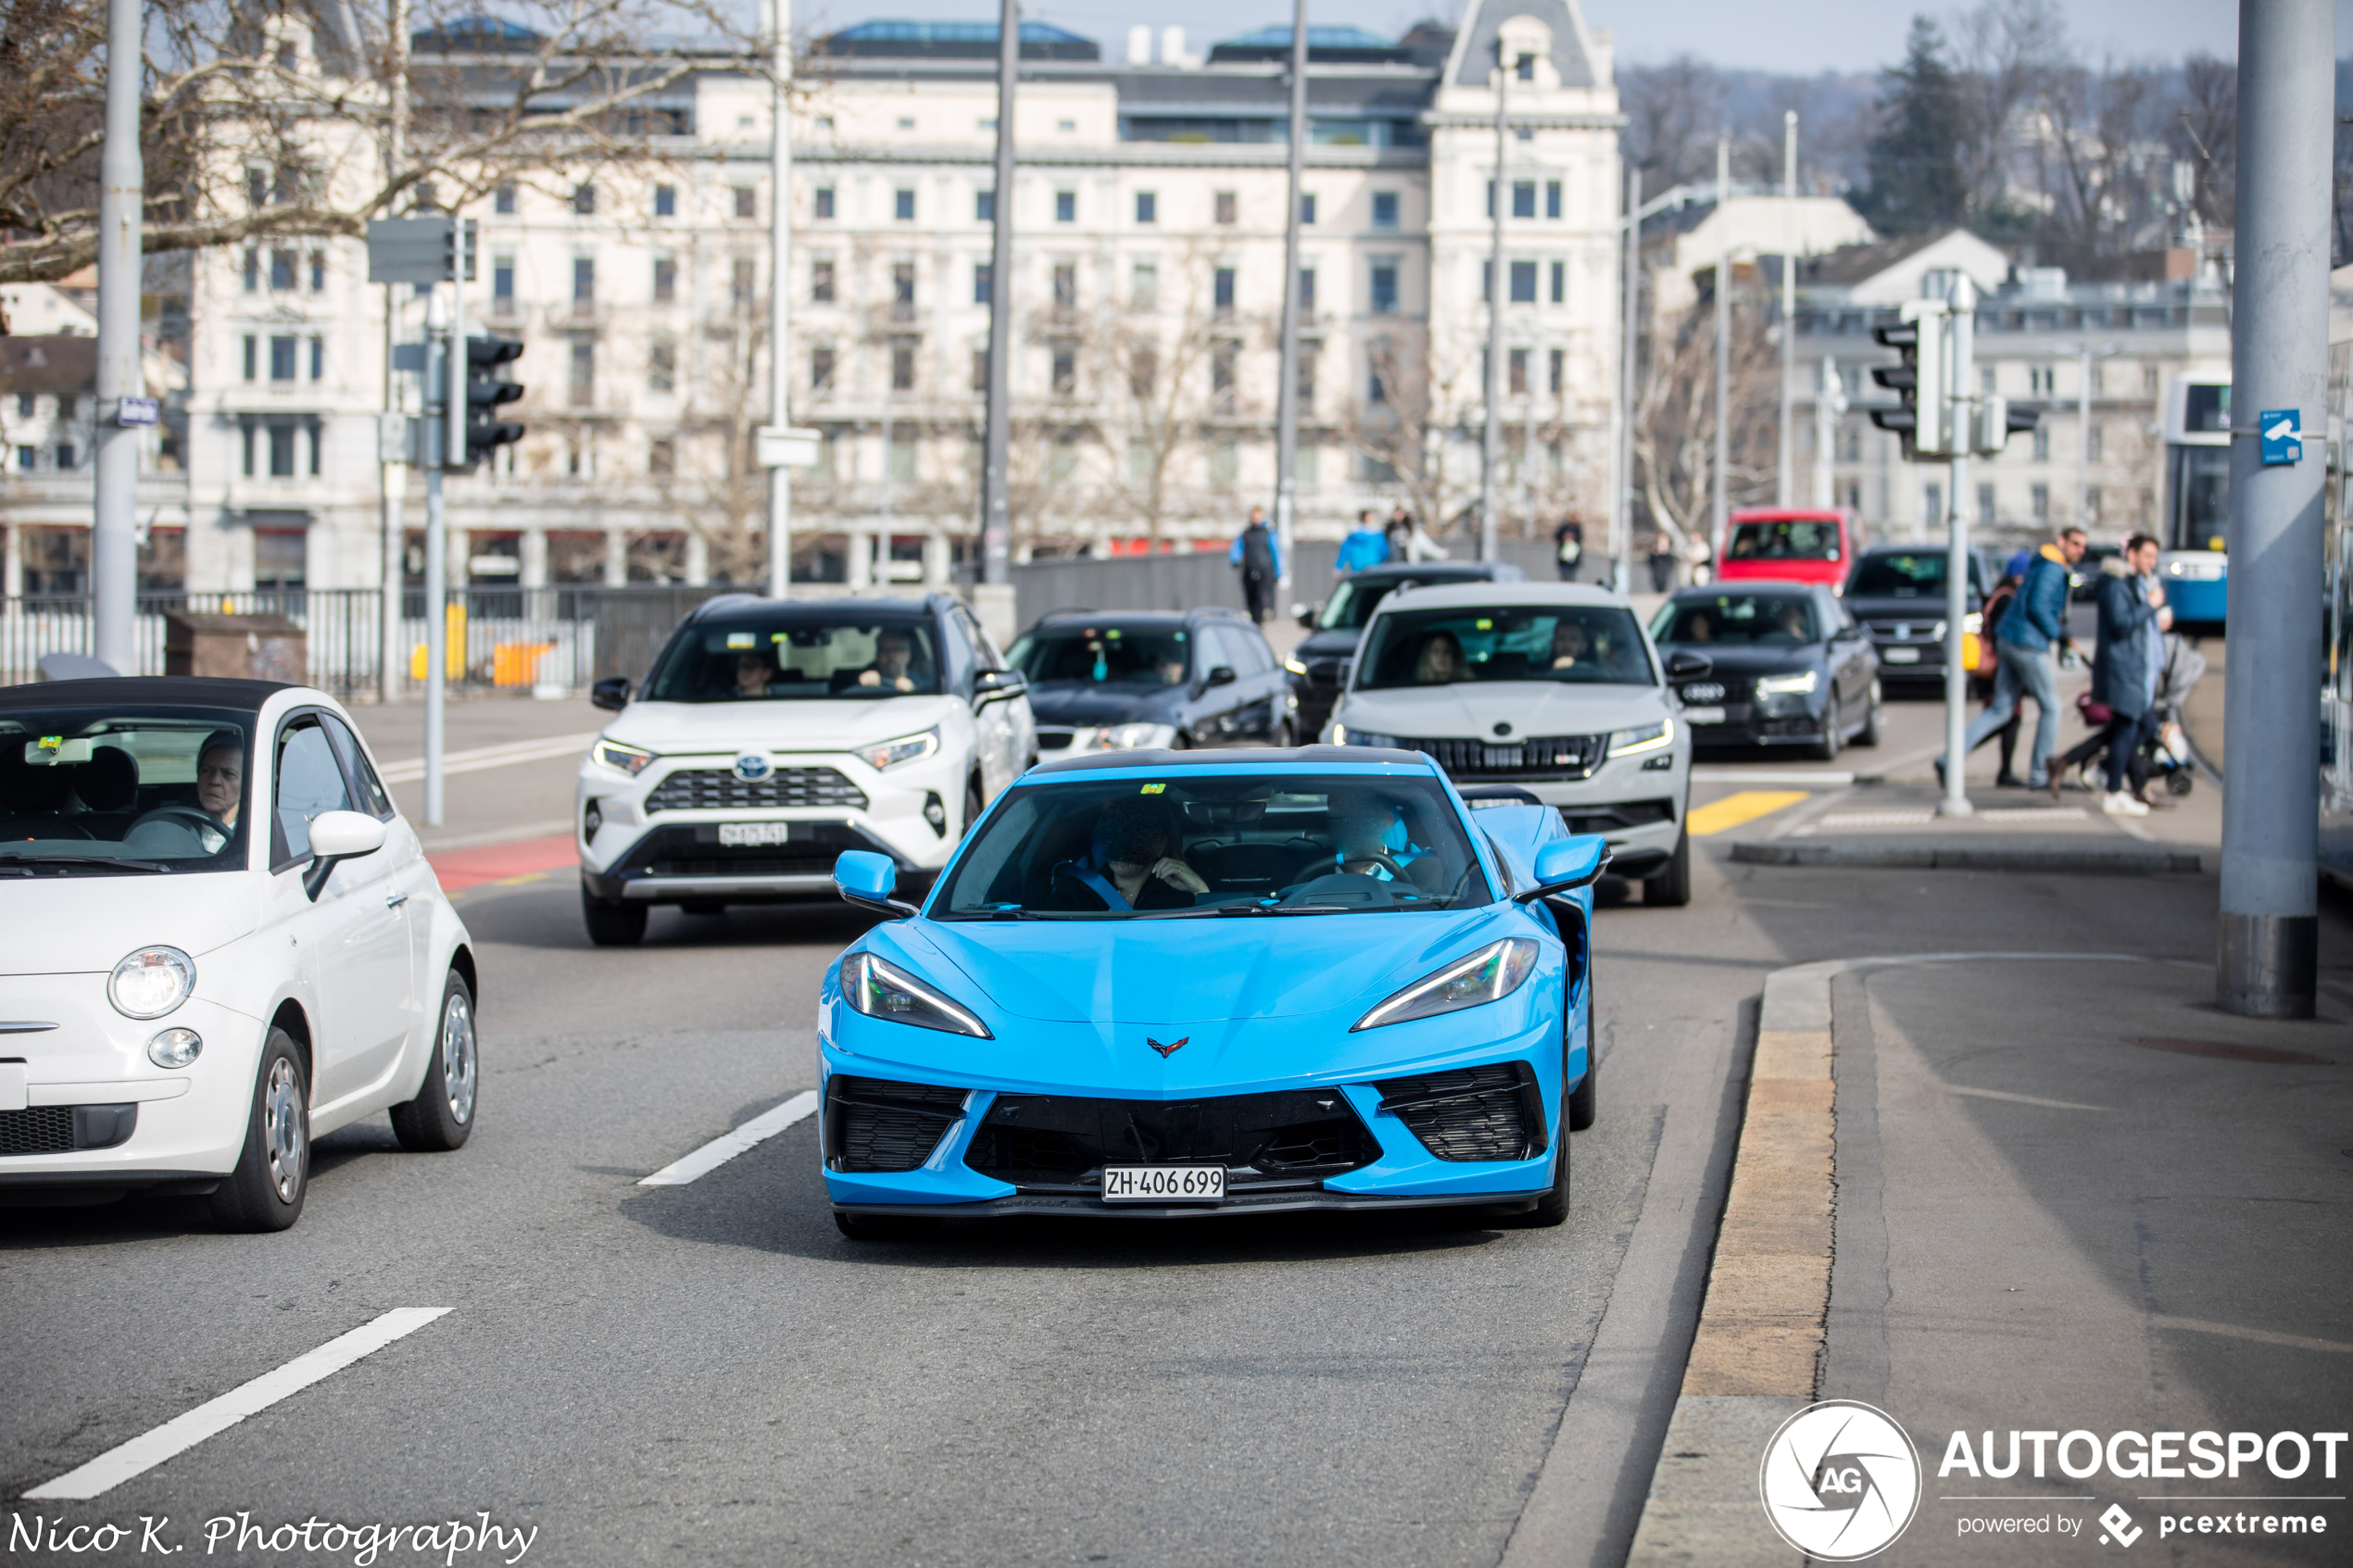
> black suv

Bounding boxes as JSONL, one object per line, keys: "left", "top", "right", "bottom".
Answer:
{"left": 1843, "top": 545, "right": 1987, "bottom": 693}
{"left": 1007, "top": 607, "right": 1296, "bottom": 756}
{"left": 1288, "top": 560, "right": 1529, "bottom": 738}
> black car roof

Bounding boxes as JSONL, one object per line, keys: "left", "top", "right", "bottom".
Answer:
{"left": 687, "top": 593, "right": 950, "bottom": 621}
{"left": 1668, "top": 583, "right": 1816, "bottom": 598}
{"left": 1348, "top": 562, "right": 1502, "bottom": 581}
{"left": 0, "top": 676, "right": 292, "bottom": 712}
{"left": 1033, "top": 606, "right": 1251, "bottom": 626}
{"left": 1027, "top": 744, "right": 1428, "bottom": 775}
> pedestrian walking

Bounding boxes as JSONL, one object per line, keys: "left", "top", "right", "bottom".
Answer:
{"left": 1229, "top": 505, "right": 1282, "bottom": 623}
{"left": 1387, "top": 507, "right": 1445, "bottom": 563}
{"left": 1938, "top": 525, "right": 2086, "bottom": 791}
{"left": 1554, "top": 520, "right": 1585, "bottom": 583}
{"left": 1648, "top": 533, "right": 1677, "bottom": 592}
{"left": 1975, "top": 564, "right": 2027, "bottom": 786}
{"left": 2077, "top": 532, "right": 2171, "bottom": 816}
{"left": 1337, "top": 509, "right": 1390, "bottom": 575}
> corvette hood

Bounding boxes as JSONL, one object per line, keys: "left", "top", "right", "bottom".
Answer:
{"left": 603, "top": 696, "right": 963, "bottom": 756}
{"left": 1025, "top": 684, "right": 1181, "bottom": 727}
{"left": 1336, "top": 682, "right": 1670, "bottom": 739}
{"left": 0, "top": 873, "right": 258, "bottom": 974}
{"left": 885, "top": 909, "right": 1512, "bottom": 1025}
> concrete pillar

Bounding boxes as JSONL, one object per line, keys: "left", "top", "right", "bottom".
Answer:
{"left": 924, "top": 529, "right": 951, "bottom": 587}
{"left": 1, "top": 523, "right": 19, "bottom": 599}
{"left": 603, "top": 527, "right": 626, "bottom": 585}
{"left": 845, "top": 526, "right": 870, "bottom": 589}
{"left": 519, "top": 528, "right": 549, "bottom": 589}
{"left": 684, "top": 530, "right": 710, "bottom": 586}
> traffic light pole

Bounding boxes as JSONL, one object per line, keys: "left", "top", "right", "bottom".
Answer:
{"left": 765, "top": 0, "right": 793, "bottom": 600}
{"left": 2218, "top": 0, "right": 2333, "bottom": 1017}
{"left": 1938, "top": 279, "right": 1975, "bottom": 818}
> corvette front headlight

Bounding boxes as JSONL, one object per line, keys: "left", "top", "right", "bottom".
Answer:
{"left": 1353, "top": 938, "right": 1539, "bottom": 1032}
{"left": 1101, "top": 722, "right": 1176, "bottom": 750}
{"left": 594, "top": 738, "right": 658, "bottom": 776}
{"left": 841, "top": 952, "right": 991, "bottom": 1038}
{"left": 854, "top": 727, "right": 941, "bottom": 771}
{"left": 110, "top": 947, "right": 195, "bottom": 1020}
{"left": 1605, "top": 721, "right": 1672, "bottom": 758}
{"left": 1755, "top": 671, "right": 1820, "bottom": 696}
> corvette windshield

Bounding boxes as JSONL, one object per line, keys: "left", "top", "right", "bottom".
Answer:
{"left": 1355, "top": 605, "right": 1654, "bottom": 690}
{"left": 0, "top": 709, "right": 252, "bottom": 873}
{"left": 644, "top": 614, "right": 939, "bottom": 701}
{"left": 934, "top": 772, "right": 1492, "bottom": 918}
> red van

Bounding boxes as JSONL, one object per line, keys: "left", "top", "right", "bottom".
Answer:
{"left": 1717, "top": 508, "right": 1854, "bottom": 590}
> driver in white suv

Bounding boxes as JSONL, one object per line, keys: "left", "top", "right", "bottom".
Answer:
{"left": 576, "top": 594, "right": 1035, "bottom": 946}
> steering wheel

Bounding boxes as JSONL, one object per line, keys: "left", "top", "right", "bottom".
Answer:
{"left": 1343, "top": 852, "right": 1409, "bottom": 881}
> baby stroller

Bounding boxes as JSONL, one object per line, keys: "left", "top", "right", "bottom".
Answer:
{"left": 2060, "top": 634, "right": 2207, "bottom": 797}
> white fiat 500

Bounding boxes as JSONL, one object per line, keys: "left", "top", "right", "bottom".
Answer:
{"left": 1322, "top": 583, "right": 1699, "bottom": 904}
{"left": 0, "top": 677, "right": 477, "bottom": 1231}
{"left": 576, "top": 594, "right": 1036, "bottom": 945}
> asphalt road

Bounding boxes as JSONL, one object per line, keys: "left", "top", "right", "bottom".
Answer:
{"left": 5, "top": 685, "right": 2253, "bottom": 1567}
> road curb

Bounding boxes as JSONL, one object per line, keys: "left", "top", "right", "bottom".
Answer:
{"left": 1624, "top": 966, "right": 1834, "bottom": 1567}
{"left": 1730, "top": 837, "right": 2203, "bottom": 874}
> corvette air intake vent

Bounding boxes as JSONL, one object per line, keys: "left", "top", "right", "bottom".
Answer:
{"left": 1372, "top": 1061, "right": 1545, "bottom": 1162}
{"left": 825, "top": 1077, "right": 969, "bottom": 1173}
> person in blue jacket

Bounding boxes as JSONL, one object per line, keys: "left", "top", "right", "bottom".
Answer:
{"left": 1337, "top": 510, "right": 1390, "bottom": 574}
{"left": 1940, "top": 526, "right": 2086, "bottom": 790}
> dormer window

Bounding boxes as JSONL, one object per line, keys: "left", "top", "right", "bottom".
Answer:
{"left": 1516, "top": 53, "right": 1535, "bottom": 82}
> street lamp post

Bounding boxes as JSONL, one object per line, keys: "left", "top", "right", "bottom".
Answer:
{"left": 1272, "top": 0, "right": 1307, "bottom": 596}
{"left": 765, "top": 0, "right": 794, "bottom": 599}
{"left": 1711, "top": 136, "right": 1729, "bottom": 571}
{"left": 1480, "top": 52, "right": 1508, "bottom": 564}
{"left": 2050, "top": 341, "right": 2120, "bottom": 529}
{"left": 1613, "top": 178, "right": 1705, "bottom": 593}
{"left": 977, "top": 0, "right": 1018, "bottom": 597}
{"left": 91, "top": 0, "right": 145, "bottom": 674}
{"left": 1778, "top": 111, "right": 1796, "bottom": 508}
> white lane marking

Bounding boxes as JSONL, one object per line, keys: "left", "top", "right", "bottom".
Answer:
{"left": 639, "top": 1090, "right": 820, "bottom": 1186}
{"left": 1689, "top": 768, "right": 1855, "bottom": 785}
{"left": 2148, "top": 1315, "right": 2353, "bottom": 1355}
{"left": 1977, "top": 807, "right": 2089, "bottom": 821}
{"left": 1818, "top": 809, "right": 1936, "bottom": 827}
{"left": 1947, "top": 1085, "right": 2110, "bottom": 1111}
{"left": 24, "top": 1308, "right": 452, "bottom": 1500}
{"left": 377, "top": 732, "right": 601, "bottom": 784}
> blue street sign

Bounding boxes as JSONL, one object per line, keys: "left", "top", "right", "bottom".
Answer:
{"left": 2259, "top": 408, "right": 2303, "bottom": 465}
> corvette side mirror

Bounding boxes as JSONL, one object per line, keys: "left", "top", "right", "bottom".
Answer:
{"left": 1516, "top": 834, "right": 1610, "bottom": 902}
{"left": 835, "top": 850, "right": 918, "bottom": 920}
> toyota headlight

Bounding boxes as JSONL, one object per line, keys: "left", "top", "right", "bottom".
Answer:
{"left": 594, "top": 738, "right": 657, "bottom": 776}
{"left": 1100, "top": 722, "right": 1177, "bottom": 750}
{"left": 854, "top": 727, "right": 942, "bottom": 771}
{"left": 1353, "top": 938, "right": 1539, "bottom": 1032}
{"left": 841, "top": 952, "right": 992, "bottom": 1038}
{"left": 109, "top": 947, "right": 195, "bottom": 1020}
{"left": 1754, "top": 671, "right": 1820, "bottom": 696}
{"left": 1605, "top": 721, "right": 1672, "bottom": 759}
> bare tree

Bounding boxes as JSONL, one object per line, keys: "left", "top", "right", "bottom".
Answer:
{"left": 1630, "top": 279, "right": 1780, "bottom": 552}
{"left": 1332, "top": 327, "right": 1484, "bottom": 544}
{"left": 1949, "top": 0, "right": 2070, "bottom": 223}
{"left": 1086, "top": 245, "right": 1233, "bottom": 549}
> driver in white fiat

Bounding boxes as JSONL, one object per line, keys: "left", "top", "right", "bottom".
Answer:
{"left": 0, "top": 677, "right": 480, "bottom": 1231}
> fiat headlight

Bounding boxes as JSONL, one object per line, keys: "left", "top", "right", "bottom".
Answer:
{"left": 147, "top": 1027, "right": 203, "bottom": 1069}
{"left": 1755, "top": 671, "right": 1819, "bottom": 696}
{"left": 594, "top": 738, "right": 657, "bottom": 776}
{"left": 1353, "top": 938, "right": 1539, "bottom": 1032}
{"left": 1605, "top": 721, "right": 1672, "bottom": 758}
{"left": 853, "top": 728, "right": 941, "bottom": 771}
{"left": 841, "top": 952, "right": 991, "bottom": 1038}
{"left": 109, "top": 947, "right": 195, "bottom": 1020}
{"left": 1101, "top": 722, "right": 1177, "bottom": 750}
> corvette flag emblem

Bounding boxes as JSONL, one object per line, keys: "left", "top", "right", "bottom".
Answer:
{"left": 1146, "top": 1035, "right": 1189, "bottom": 1059}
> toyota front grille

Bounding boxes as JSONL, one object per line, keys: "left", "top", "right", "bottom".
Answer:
{"left": 647, "top": 767, "right": 868, "bottom": 813}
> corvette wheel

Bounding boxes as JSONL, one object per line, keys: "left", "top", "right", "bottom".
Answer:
{"left": 1520, "top": 1129, "right": 1572, "bottom": 1228}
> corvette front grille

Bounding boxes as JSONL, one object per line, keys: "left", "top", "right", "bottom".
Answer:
{"left": 1390, "top": 734, "right": 1604, "bottom": 780}
{"left": 647, "top": 767, "right": 867, "bottom": 813}
{"left": 826, "top": 1077, "right": 969, "bottom": 1173}
{"left": 1373, "top": 1062, "right": 1544, "bottom": 1162}
{"left": 964, "top": 1089, "right": 1378, "bottom": 1189}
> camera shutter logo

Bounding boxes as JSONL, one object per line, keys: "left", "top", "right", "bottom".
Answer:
{"left": 1758, "top": 1399, "right": 1922, "bottom": 1560}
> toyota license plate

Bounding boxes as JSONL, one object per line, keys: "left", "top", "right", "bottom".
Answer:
{"left": 718, "top": 822, "right": 793, "bottom": 847}
{"left": 1883, "top": 646, "right": 1922, "bottom": 664}
{"left": 1681, "top": 706, "right": 1727, "bottom": 725}
{"left": 1101, "top": 1165, "right": 1226, "bottom": 1203}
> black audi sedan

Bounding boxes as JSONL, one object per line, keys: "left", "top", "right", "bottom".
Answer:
{"left": 1649, "top": 583, "right": 1881, "bottom": 761}
{"left": 1843, "top": 544, "right": 1987, "bottom": 694}
{"left": 1007, "top": 607, "right": 1296, "bottom": 757}
{"left": 1287, "top": 559, "right": 1529, "bottom": 739}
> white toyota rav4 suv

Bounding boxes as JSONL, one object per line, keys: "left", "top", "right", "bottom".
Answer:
{"left": 1321, "top": 583, "right": 1700, "bottom": 904}
{"left": 577, "top": 594, "right": 1036, "bottom": 944}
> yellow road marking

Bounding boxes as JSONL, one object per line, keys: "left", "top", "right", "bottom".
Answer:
{"left": 1686, "top": 790, "right": 1810, "bottom": 837}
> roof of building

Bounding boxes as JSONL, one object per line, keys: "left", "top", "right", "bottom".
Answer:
{"left": 1206, "top": 26, "right": 1413, "bottom": 65}
{"left": 0, "top": 335, "right": 97, "bottom": 395}
{"left": 1445, "top": 0, "right": 1599, "bottom": 90}
{"left": 1802, "top": 231, "right": 1954, "bottom": 287}
{"left": 820, "top": 19, "right": 1101, "bottom": 60}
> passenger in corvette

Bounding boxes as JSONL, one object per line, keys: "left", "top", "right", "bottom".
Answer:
{"left": 123, "top": 732, "right": 244, "bottom": 855}
{"left": 833, "top": 628, "right": 925, "bottom": 694}
{"left": 1047, "top": 797, "right": 1209, "bottom": 911}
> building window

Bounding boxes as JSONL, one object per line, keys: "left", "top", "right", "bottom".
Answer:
{"left": 890, "top": 436, "right": 918, "bottom": 483}
{"left": 653, "top": 256, "right": 676, "bottom": 302}
{"left": 242, "top": 334, "right": 258, "bottom": 381}
{"left": 1300, "top": 194, "right": 1316, "bottom": 225}
{"left": 1372, "top": 192, "right": 1399, "bottom": 231}
{"left": 891, "top": 262, "right": 916, "bottom": 320}
{"left": 895, "top": 188, "right": 916, "bottom": 221}
{"left": 254, "top": 527, "right": 307, "bottom": 587}
{"left": 497, "top": 183, "right": 520, "bottom": 214}
{"left": 573, "top": 257, "right": 596, "bottom": 313}
{"left": 1978, "top": 483, "right": 1996, "bottom": 523}
{"left": 1509, "top": 260, "right": 1537, "bottom": 304}
{"left": 1136, "top": 191, "right": 1156, "bottom": 224}
{"left": 2029, "top": 366, "right": 2054, "bottom": 395}
{"left": 269, "top": 335, "right": 298, "bottom": 381}
{"left": 1370, "top": 262, "right": 1398, "bottom": 315}
{"left": 733, "top": 258, "right": 755, "bottom": 309}
{"left": 246, "top": 168, "right": 268, "bottom": 209}
{"left": 1130, "top": 346, "right": 1156, "bottom": 398}
{"left": 1516, "top": 51, "right": 1535, "bottom": 81}
{"left": 271, "top": 248, "right": 296, "bottom": 290}
{"left": 1508, "top": 348, "right": 1529, "bottom": 395}
{"left": 1209, "top": 441, "right": 1239, "bottom": 486}
{"left": 649, "top": 340, "right": 676, "bottom": 393}
{"left": 811, "top": 346, "right": 835, "bottom": 392}
{"left": 1296, "top": 444, "right": 1319, "bottom": 489}
{"left": 2142, "top": 363, "right": 2159, "bottom": 395}
{"left": 268, "top": 422, "right": 298, "bottom": 477}
{"left": 812, "top": 258, "right": 836, "bottom": 303}
{"left": 243, "top": 249, "right": 259, "bottom": 293}
{"left": 975, "top": 190, "right": 994, "bottom": 222}
{"left": 1549, "top": 347, "right": 1564, "bottom": 395}
{"left": 308, "top": 336, "right": 323, "bottom": 381}
{"left": 308, "top": 250, "right": 326, "bottom": 291}
{"left": 1054, "top": 191, "right": 1076, "bottom": 223}
{"left": 1924, "top": 482, "right": 1943, "bottom": 522}
{"left": 569, "top": 338, "right": 595, "bottom": 406}
{"left": 1550, "top": 260, "right": 1565, "bottom": 304}
{"left": 814, "top": 186, "right": 835, "bottom": 220}
{"left": 973, "top": 262, "right": 991, "bottom": 305}
{"left": 734, "top": 186, "right": 757, "bottom": 220}
{"left": 493, "top": 255, "right": 515, "bottom": 314}
{"left": 1298, "top": 269, "right": 1315, "bottom": 314}
{"left": 648, "top": 436, "right": 674, "bottom": 474}
{"left": 2031, "top": 483, "right": 2050, "bottom": 520}
{"left": 2087, "top": 486, "right": 2103, "bottom": 520}
{"left": 1297, "top": 341, "right": 1318, "bottom": 403}
{"left": 12, "top": 393, "right": 29, "bottom": 417}
{"left": 2032, "top": 424, "right": 2050, "bottom": 461}
{"left": 1052, "top": 263, "right": 1076, "bottom": 311}
{"left": 971, "top": 349, "right": 988, "bottom": 393}
{"left": 1212, "top": 340, "right": 1237, "bottom": 414}
{"left": 1512, "top": 182, "right": 1536, "bottom": 219}
{"left": 1214, "top": 190, "right": 1237, "bottom": 225}
{"left": 2086, "top": 420, "right": 2104, "bottom": 461}
{"left": 1545, "top": 181, "right": 1561, "bottom": 220}
{"left": 1131, "top": 262, "right": 1157, "bottom": 310}
{"left": 53, "top": 443, "right": 74, "bottom": 469}
{"left": 1214, "top": 268, "right": 1236, "bottom": 315}
{"left": 891, "top": 341, "right": 915, "bottom": 392}
{"left": 573, "top": 183, "right": 596, "bottom": 215}
{"left": 1051, "top": 344, "right": 1076, "bottom": 395}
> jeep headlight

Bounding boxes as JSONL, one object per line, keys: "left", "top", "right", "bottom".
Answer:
{"left": 1353, "top": 938, "right": 1539, "bottom": 1032}
{"left": 1754, "top": 671, "right": 1820, "bottom": 696}
{"left": 110, "top": 947, "right": 195, "bottom": 1020}
{"left": 594, "top": 738, "right": 658, "bottom": 776}
{"left": 853, "top": 727, "right": 942, "bottom": 771}
{"left": 1605, "top": 721, "right": 1672, "bottom": 758}
{"left": 841, "top": 952, "right": 991, "bottom": 1038}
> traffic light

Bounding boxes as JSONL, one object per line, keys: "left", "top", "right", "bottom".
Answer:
{"left": 1869, "top": 299, "right": 1950, "bottom": 460}
{"left": 1970, "top": 394, "right": 2040, "bottom": 456}
{"left": 458, "top": 334, "right": 525, "bottom": 467}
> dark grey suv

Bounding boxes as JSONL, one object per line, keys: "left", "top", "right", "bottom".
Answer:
{"left": 1008, "top": 607, "right": 1295, "bottom": 757}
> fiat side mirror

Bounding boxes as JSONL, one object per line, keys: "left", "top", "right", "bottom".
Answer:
{"left": 303, "top": 809, "right": 388, "bottom": 900}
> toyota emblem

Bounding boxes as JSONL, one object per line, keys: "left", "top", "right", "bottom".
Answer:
{"left": 734, "top": 753, "right": 772, "bottom": 782}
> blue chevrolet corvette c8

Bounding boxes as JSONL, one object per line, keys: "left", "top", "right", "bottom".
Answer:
{"left": 818, "top": 746, "right": 1607, "bottom": 1236}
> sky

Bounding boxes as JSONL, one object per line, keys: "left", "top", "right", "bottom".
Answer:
{"left": 784, "top": 0, "right": 2334, "bottom": 76}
